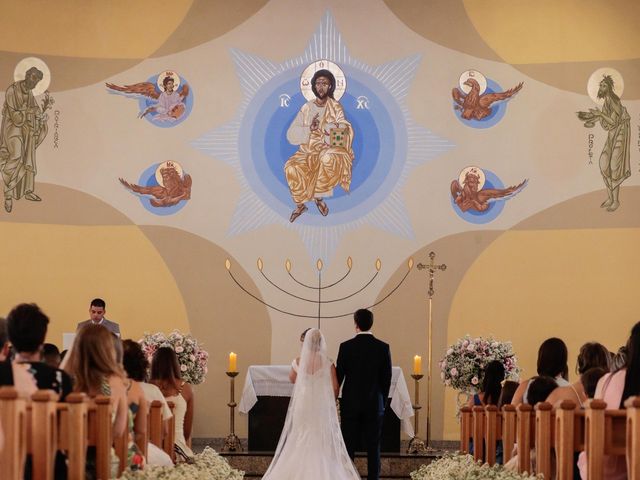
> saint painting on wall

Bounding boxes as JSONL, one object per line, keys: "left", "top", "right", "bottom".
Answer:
{"left": 0, "top": 57, "right": 54, "bottom": 213}
{"left": 285, "top": 62, "right": 354, "bottom": 223}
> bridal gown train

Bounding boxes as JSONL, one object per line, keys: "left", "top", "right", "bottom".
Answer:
{"left": 262, "top": 329, "right": 360, "bottom": 480}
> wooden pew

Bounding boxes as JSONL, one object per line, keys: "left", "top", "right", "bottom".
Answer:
{"left": 459, "top": 405, "right": 472, "bottom": 454}
{"left": 148, "top": 400, "right": 163, "bottom": 449}
{"left": 502, "top": 404, "right": 517, "bottom": 465}
{"left": 626, "top": 396, "right": 640, "bottom": 480}
{"left": 515, "top": 403, "right": 534, "bottom": 473}
{"left": 28, "top": 390, "right": 59, "bottom": 480}
{"left": 472, "top": 405, "right": 485, "bottom": 461}
{"left": 0, "top": 387, "right": 28, "bottom": 480}
{"left": 86, "top": 396, "right": 114, "bottom": 480}
{"left": 57, "top": 393, "right": 89, "bottom": 480}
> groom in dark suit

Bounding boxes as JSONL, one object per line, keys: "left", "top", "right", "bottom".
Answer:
{"left": 336, "top": 308, "right": 392, "bottom": 480}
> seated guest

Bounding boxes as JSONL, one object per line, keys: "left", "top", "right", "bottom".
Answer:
{"left": 7, "top": 304, "right": 72, "bottom": 400}
{"left": 122, "top": 339, "right": 173, "bottom": 466}
{"left": 578, "top": 321, "right": 640, "bottom": 480}
{"left": 468, "top": 360, "right": 505, "bottom": 406}
{"left": 546, "top": 342, "right": 610, "bottom": 408}
{"left": 467, "top": 360, "right": 506, "bottom": 463}
{"left": 65, "top": 324, "right": 128, "bottom": 437}
{"left": 498, "top": 381, "right": 519, "bottom": 407}
{"left": 611, "top": 345, "right": 627, "bottom": 372}
{"left": 512, "top": 337, "right": 569, "bottom": 405}
{"left": 581, "top": 367, "right": 607, "bottom": 399}
{"left": 42, "top": 343, "right": 62, "bottom": 368}
{"left": 0, "top": 315, "right": 37, "bottom": 397}
{"left": 150, "top": 347, "right": 194, "bottom": 462}
{"left": 526, "top": 376, "right": 558, "bottom": 406}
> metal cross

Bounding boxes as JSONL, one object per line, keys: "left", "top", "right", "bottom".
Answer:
{"left": 417, "top": 251, "right": 447, "bottom": 299}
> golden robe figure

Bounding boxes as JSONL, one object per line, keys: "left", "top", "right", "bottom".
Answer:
{"left": 285, "top": 70, "right": 354, "bottom": 222}
{"left": 0, "top": 67, "right": 51, "bottom": 213}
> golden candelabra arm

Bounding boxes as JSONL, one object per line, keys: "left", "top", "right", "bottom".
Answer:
{"left": 222, "top": 371, "right": 242, "bottom": 452}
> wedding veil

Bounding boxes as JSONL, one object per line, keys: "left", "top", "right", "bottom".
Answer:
{"left": 263, "top": 328, "right": 359, "bottom": 479}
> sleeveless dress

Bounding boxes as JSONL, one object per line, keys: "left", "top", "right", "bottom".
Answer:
{"left": 165, "top": 381, "right": 194, "bottom": 462}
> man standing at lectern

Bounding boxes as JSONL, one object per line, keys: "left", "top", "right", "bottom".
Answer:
{"left": 76, "top": 298, "right": 120, "bottom": 336}
{"left": 336, "top": 308, "right": 392, "bottom": 480}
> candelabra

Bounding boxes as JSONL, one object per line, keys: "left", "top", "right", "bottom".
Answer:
{"left": 222, "top": 371, "right": 242, "bottom": 452}
{"left": 225, "top": 257, "right": 414, "bottom": 328}
{"left": 407, "top": 373, "right": 427, "bottom": 454}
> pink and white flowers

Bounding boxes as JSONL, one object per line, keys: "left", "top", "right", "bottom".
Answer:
{"left": 439, "top": 335, "right": 520, "bottom": 393}
{"left": 139, "top": 330, "right": 209, "bottom": 385}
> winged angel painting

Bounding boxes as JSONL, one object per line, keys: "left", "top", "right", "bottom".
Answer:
{"left": 119, "top": 161, "right": 192, "bottom": 208}
{"left": 106, "top": 71, "right": 191, "bottom": 125}
{"left": 451, "top": 167, "right": 527, "bottom": 213}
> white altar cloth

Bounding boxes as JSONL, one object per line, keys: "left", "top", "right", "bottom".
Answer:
{"left": 239, "top": 365, "right": 415, "bottom": 437}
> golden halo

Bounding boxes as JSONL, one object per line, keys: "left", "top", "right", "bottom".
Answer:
{"left": 300, "top": 60, "right": 346, "bottom": 102}
{"left": 156, "top": 70, "right": 181, "bottom": 91}
{"left": 14, "top": 57, "right": 51, "bottom": 96}
{"left": 587, "top": 67, "right": 624, "bottom": 104}
{"left": 155, "top": 161, "right": 184, "bottom": 186}
{"left": 459, "top": 166, "right": 485, "bottom": 190}
{"left": 459, "top": 70, "right": 487, "bottom": 95}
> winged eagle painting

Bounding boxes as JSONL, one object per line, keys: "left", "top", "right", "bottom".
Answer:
{"left": 452, "top": 77, "right": 523, "bottom": 121}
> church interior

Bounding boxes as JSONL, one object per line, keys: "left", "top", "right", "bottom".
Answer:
{"left": 0, "top": 0, "right": 638, "bottom": 478}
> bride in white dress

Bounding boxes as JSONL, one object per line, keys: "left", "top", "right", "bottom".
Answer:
{"left": 263, "top": 328, "right": 360, "bottom": 480}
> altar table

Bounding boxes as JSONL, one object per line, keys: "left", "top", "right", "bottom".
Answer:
{"left": 239, "top": 366, "right": 414, "bottom": 452}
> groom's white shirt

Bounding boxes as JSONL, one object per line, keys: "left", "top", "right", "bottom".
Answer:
{"left": 356, "top": 331, "right": 373, "bottom": 335}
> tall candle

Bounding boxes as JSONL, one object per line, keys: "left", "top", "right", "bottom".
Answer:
{"left": 229, "top": 352, "right": 237, "bottom": 372}
{"left": 413, "top": 355, "right": 422, "bottom": 375}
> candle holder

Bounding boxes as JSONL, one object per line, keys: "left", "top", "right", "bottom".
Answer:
{"left": 222, "top": 371, "right": 243, "bottom": 452}
{"left": 407, "top": 373, "right": 427, "bottom": 454}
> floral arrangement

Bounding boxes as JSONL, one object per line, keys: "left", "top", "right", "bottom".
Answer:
{"left": 439, "top": 335, "right": 520, "bottom": 393}
{"left": 139, "top": 330, "right": 209, "bottom": 385}
{"left": 119, "top": 447, "right": 244, "bottom": 479}
{"left": 410, "top": 453, "right": 541, "bottom": 480}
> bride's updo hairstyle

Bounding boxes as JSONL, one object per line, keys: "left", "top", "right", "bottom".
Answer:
{"left": 354, "top": 308, "right": 373, "bottom": 331}
{"left": 307, "top": 329, "right": 323, "bottom": 352}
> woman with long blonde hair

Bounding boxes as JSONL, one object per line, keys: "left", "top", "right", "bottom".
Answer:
{"left": 65, "top": 324, "right": 128, "bottom": 438}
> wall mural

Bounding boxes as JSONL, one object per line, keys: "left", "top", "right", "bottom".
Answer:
{"left": 451, "top": 70, "right": 523, "bottom": 129}
{"left": 576, "top": 68, "right": 631, "bottom": 212}
{"left": 119, "top": 161, "right": 192, "bottom": 215}
{"left": 106, "top": 70, "right": 193, "bottom": 127}
{"left": 193, "top": 12, "right": 455, "bottom": 260}
{"left": 1, "top": 57, "right": 54, "bottom": 213}
{"left": 450, "top": 166, "right": 527, "bottom": 224}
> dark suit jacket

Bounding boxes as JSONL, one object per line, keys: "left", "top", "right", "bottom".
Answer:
{"left": 76, "top": 318, "right": 120, "bottom": 336}
{"left": 336, "top": 333, "right": 392, "bottom": 415}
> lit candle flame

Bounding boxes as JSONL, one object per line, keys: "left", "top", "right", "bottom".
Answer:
{"left": 257, "top": 258, "right": 263, "bottom": 271}
{"left": 375, "top": 258, "right": 382, "bottom": 271}
{"left": 285, "top": 259, "right": 292, "bottom": 272}
{"left": 225, "top": 259, "right": 231, "bottom": 270}
{"left": 317, "top": 259, "right": 323, "bottom": 271}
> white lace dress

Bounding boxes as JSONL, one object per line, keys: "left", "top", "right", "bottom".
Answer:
{"left": 262, "top": 329, "right": 360, "bottom": 480}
